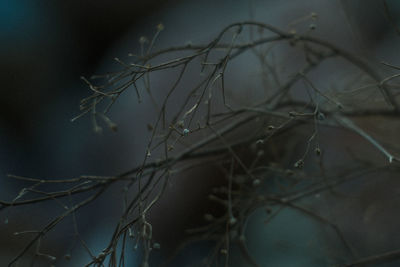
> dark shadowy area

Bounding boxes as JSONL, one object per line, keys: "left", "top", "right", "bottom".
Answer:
{"left": 1, "top": 0, "right": 400, "bottom": 266}
{"left": 0, "top": 0, "right": 179, "bottom": 264}
{"left": 0, "top": 0, "right": 176, "bottom": 140}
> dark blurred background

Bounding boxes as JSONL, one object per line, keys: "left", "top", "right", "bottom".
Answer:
{"left": 0, "top": 0, "right": 178, "bottom": 178}
{"left": 1, "top": 0, "right": 400, "bottom": 266}
{"left": 2, "top": 0, "right": 399, "bottom": 179}
{"left": 0, "top": 1, "right": 181, "bottom": 265}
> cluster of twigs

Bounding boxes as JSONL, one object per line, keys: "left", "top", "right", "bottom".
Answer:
{"left": 2, "top": 18, "right": 400, "bottom": 267}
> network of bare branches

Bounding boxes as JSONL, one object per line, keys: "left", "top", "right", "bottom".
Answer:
{"left": 2, "top": 16, "right": 400, "bottom": 267}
